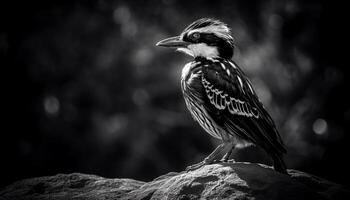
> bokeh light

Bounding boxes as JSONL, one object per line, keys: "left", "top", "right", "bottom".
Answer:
{"left": 44, "top": 96, "right": 60, "bottom": 115}
{"left": 313, "top": 118, "right": 327, "bottom": 135}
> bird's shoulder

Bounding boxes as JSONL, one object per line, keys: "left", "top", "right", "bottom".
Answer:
{"left": 199, "top": 57, "right": 254, "bottom": 96}
{"left": 197, "top": 57, "right": 261, "bottom": 118}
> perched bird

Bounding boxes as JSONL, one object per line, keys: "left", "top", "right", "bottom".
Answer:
{"left": 156, "top": 18, "right": 287, "bottom": 174}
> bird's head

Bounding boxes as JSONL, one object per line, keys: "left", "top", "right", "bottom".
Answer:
{"left": 156, "top": 18, "right": 234, "bottom": 59}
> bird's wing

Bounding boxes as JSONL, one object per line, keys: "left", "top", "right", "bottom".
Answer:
{"left": 201, "top": 59, "right": 286, "bottom": 154}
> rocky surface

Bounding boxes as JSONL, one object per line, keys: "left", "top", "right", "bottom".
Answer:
{"left": 1, "top": 162, "right": 349, "bottom": 200}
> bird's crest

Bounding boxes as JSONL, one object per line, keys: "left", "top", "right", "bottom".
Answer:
{"left": 181, "top": 18, "right": 233, "bottom": 44}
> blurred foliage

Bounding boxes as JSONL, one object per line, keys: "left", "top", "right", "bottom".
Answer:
{"left": 1, "top": 0, "right": 349, "bottom": 187}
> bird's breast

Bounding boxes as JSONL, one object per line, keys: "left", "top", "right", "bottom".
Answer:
{"left": 181, "top": 61, "right": 203, "bottom": 90}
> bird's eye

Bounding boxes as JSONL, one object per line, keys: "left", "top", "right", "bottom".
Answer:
{"left": 191, "top": 32, "right": 200, "bottom": 40}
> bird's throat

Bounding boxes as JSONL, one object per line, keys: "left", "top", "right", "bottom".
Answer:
{"left": 177, "top": 43, "right": 219, "bottom": 59}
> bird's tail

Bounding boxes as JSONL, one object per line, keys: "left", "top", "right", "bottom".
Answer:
{"left": 272, "top": 154, "right": 288, "bottom": 175}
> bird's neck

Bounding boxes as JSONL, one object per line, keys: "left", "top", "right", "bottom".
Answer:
{"left": 194, "top": 56, "right": 226, "bottom": 63}
{"left": 217, "top": 43, "right": 234, "bottom": 59}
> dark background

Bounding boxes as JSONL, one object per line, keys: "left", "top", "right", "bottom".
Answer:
{"left": 1, "top": 0, "right": 349, "bottom": 188}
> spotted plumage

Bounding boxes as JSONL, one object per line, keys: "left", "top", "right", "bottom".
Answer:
{"left": 157, "top": 18, "right": 287, "bottom": 174}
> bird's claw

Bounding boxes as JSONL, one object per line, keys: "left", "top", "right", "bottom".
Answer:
{"left": 220, "top": 159, "right": 236, "bottom": 163}
{"left": 186, "top": 161, "right": 206, "bottom": 172}
{"left": 186, "top": 159, "right": 223, "bottom": 172}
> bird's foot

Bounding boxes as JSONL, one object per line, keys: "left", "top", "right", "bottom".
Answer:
{"left": 220, "top": 158, "right": 236, "bottom": 163}
{"left": 186, "top": 159, "right": 221, "bottom": 172}
{"left": 186, "top": 161, "right": 205, "bottom": 172}
{"left": 226, "top": 159, "right": 236, "bottom": 163}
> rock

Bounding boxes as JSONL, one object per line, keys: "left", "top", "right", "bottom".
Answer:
{"left": 1, "top": 162, "right": 349, "bottom": 200}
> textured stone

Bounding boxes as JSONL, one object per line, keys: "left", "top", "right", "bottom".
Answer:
{"left": 1, "top": 162, "right": 349, "bottom": 200}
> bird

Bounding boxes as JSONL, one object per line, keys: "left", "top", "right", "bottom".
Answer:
{"left": 156, "top": 18, "right": 287, "bottom": 174}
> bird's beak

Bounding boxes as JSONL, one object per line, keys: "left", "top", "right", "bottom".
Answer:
{"left": 156, "top": 36, "right": 190, "bottom": 48}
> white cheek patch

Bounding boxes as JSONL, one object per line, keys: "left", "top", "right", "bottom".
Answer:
{"left": 176, "top": 47, "right": 194, "bottom": 57}
{"left": 187, "top": 43, "right": 219, "bottom": 58}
